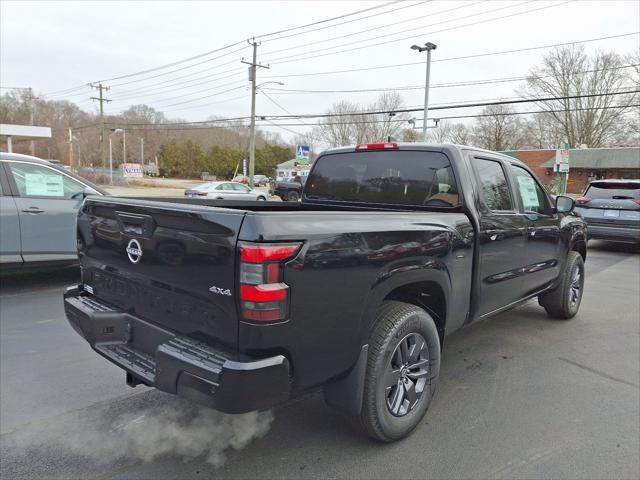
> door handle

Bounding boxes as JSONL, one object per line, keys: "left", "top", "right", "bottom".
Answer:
{"left": 21, "top": 207, "right": 45, "bottom": 214}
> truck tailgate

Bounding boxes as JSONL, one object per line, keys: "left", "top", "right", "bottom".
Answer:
{"left": 78, "top": 197, "right": 245, "bottom": 349}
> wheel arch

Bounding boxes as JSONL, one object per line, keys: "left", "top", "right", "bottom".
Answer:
{"left": 360, "top": 266, "right": 451, "bottom": 349}
{"left": 571, "top": 239, "right": 587, "bottom": 261}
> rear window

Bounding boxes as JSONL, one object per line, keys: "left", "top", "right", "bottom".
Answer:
{"left": 305, "top": 150, "right": 459, "bottom": 207}
{"left": 585, "top": 183, "right": 640, "bottom": 199}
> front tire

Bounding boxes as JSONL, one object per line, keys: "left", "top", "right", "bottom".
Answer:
{"left": 538, "top": 251, "right": 585, "bottom": 319}
{"left": 353, "top": 301, "right": 440, "bottom": 442}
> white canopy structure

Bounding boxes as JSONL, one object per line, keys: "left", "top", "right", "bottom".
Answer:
{"left": 0, "top": 124, "right": 52, "bottom": 153}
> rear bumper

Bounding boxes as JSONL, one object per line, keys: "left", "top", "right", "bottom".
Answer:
{"left": 586, "top": 223, "right": 640, "bottom": 243}
{"left": 64, "top": 285, "right": 291, "bottom": 413}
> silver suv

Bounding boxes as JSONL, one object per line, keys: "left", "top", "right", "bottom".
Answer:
{"left": 0, "top": 153, "right": 106, "bottom": 270}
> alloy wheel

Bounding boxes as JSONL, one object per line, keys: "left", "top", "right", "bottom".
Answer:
{"left": 385, "top": 333, "right": 430, "bottom": 417}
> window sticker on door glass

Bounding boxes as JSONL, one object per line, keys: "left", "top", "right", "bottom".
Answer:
{"left": 25, "top": 173, "right": 64, "bottom": 197}
{"left": 516, "top": 175, "right": 539, "bottom": 209}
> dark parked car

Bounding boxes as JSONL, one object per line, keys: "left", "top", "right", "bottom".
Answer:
{"left": 64, "top": 143, "right": 586, "bottom": 441}
{"left": 0, "top": 152, "right": 106, "bottom": 270}
{"left": 272, "top": 175, "right": 306, "bottom": 201}
{"left": 575, "top": 179, "right": 640, "bottom": 244}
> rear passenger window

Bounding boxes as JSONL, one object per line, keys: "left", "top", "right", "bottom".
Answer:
{"left": 475, "top": 159, "right": 513, "bottom": 211}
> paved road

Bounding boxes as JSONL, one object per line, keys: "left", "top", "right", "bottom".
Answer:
{"left": 1, "top": 242, "right": 638, "bottom": 479}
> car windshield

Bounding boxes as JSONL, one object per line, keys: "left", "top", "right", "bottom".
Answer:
{"left": 305, "top": 150, "right": 459, "bottom": 207}
{"left": 586, "top": 182, "right": 640, "bottom": 199}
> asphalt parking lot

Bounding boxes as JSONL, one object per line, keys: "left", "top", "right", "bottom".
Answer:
{"left": 1, "top": 241, "right": 638, "bottom": 480}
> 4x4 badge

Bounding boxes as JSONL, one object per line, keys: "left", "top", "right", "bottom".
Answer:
{"left": 126, "top": 239, "right": 143, "bottom": 264}
{"left": 209, "top": 286, "right": 232, "bottom": 296}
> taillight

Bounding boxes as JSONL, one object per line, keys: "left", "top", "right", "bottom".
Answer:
{"left": 196, "top": 191, "right": 208, "bottom": 196}
{"left": 355, "top": 142, "right": 398, "bottom": 151}
{"left": 576, "top": 197, "right": 592, "bottom": 204}
{"left": 633, "top": 199, "right": 640, "bottom": 206}
{"left": 239, "top": 242, "right": 301, "bottom": 323}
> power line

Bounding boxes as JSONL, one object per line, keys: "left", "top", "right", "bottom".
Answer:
{"left": 64, "top": 102, "right": 637, "bottom": 133}
{"left": 260, "top": 0, "right": 435, "bottom": 45}
{"left": 108, "top": 69, "right": 245, "bottom": 99}
{"left": 261, "top": 64, "right": 639, "bottom": 95}
{"left": 260, "top": 91, "right": 311, "bottom": 127}
{"left": 109, "top": 78, "right": 246, "bottom": 103}
{"left": 254, "top": 0, "right": 403, "bottom": 40}
{"left": 262, "top": 119, "right": 305, "bottom": 137}
{"left": 262, "top": 32, "right": 639, "bottom": 80}
{"left": 266, "top": 0, "right": 573, "bottom": 65}
{"left": 261, "top": 0, "right": 519, "bottom": 60}
{"left": 259, "top": 90, "right": 640, "bottom": 120}
{"left": 107, "top": 48, "right": 248, "bottom": 88}
{"left": 255, "top": 104, "right": 639, "bottom": 127}
{"left": 161, "top": 94, "right": 248, "bottom": 114}
{"left": 94, "top": 40, "right": 248, "bottom": 83}
{"left": 148, "top": 85, "right": 248, "bottom": 109}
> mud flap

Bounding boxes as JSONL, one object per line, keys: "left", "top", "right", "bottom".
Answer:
{"left": 323, "top": 345, "right": 368, "bottom": 416}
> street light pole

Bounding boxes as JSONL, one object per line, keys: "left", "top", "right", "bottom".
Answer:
{"left": 411, "top": 42, "right": 437, "bottom": 142}
{"left": 109, "top": 129, "right": 123, "bottom": 185}
{"left": 109, "top": 136, "right": 113, "bottom": 183}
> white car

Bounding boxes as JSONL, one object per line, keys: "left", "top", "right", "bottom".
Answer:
{"left": 184, "top": 181, "right": 267, "bottom": 201}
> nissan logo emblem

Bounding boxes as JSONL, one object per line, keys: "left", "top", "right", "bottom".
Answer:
{"left": 126, "top": 239, "right": 143, "bottom": 264}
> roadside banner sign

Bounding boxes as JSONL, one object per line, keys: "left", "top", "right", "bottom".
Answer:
{"left": 296, "top": 145, "right": 310, "bottom": 164}
{"left": 121, "top": 163, "right": 143, "bottom": 178}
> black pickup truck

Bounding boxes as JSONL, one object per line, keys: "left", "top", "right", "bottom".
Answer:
{"left": 64, "top": 143, "right": 587, "bottom": 441}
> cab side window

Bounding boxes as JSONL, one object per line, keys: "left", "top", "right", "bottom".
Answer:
{"left": 7, "top": 162, "right": 85, "bottom": 199}
{"left": 510, "top": 165, "right": 553, "bottom": 215}
{"left": 475, "top": 159, "right": 513, "bottom": 211}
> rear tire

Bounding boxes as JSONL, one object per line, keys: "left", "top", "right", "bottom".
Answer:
{"left": 352, "top": 301, "right": 440, "bottom": 442}
{"left": 538, "top": 251, "right": 584, "bottom": 319}
{"left": 287, "top": 190, "right": 300, "bottom": 202}
{"left": 257, "top": 196, "right": 267, "bottom": 201}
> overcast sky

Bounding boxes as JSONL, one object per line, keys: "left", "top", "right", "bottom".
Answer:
{"left": 1, "top": 0, "right": 638, "bottom": 139}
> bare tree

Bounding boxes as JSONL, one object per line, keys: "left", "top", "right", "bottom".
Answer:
{"left": 312, "top": 93, "right": 409, "bottom": 148}
{"left": 449, "top": 123, "right": 472, "bottom": 145}
{"left": 521, "top": 113, "right": 565, "bottom": 149}
{"left": 523, "top": 45, "right": 636, "bottom": 147}
{"left": 427, "top": 120, "right": 453, "bottom": 143}
{"left": 472, "top": 104, "right": 524, "bottom": 151}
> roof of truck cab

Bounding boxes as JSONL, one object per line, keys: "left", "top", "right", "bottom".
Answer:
{"left": 319, "top": 143, "right": 525, "bottom": 165}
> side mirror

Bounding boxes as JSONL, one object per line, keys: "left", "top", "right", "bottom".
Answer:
{"left": 555, "top": 195, "right": 575, "bottom": 213}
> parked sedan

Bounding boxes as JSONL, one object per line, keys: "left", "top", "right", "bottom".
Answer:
{"left": 575, "top": 179, "right": 640, "bottom": 244}
{"left": 184, "top": 181, "right": 267, "bottom": 201}
{"left": 0, "top": 152, "right": 107, "bottom": 270}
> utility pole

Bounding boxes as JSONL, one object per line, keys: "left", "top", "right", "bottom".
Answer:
{"left": 123, "top": 129, "right": 126, "bottom": 164}
{"left": 68, "top": 127, "right": 74, "bottom": 170}
{"left": 26, "top": 87, "right": 36, "bottom": 156}
{"left": 410, "top": 42, "right": 437, "bottom": 141}
{"left": 90, "top": 83, "right": 111, "bottom": 171}
{"left": 140, "top": 137, "right": 144, "bottom": 166}
{"left": 241, "top": 39, "right": 268, "bottom": 188}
